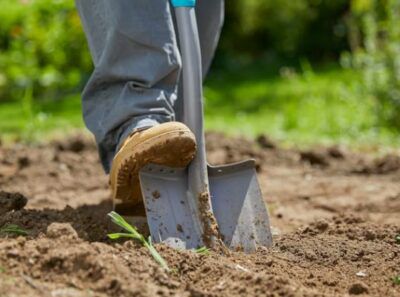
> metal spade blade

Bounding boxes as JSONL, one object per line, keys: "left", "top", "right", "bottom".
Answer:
{"left": 139, "top": 160, "right": 273, "bottom": 252}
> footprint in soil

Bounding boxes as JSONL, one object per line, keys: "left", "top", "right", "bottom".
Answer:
{"left": 0, "top": 196, "right": 113, "bottom": 242}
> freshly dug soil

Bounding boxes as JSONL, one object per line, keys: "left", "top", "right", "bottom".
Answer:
{"left": 0, "top": 133, "right": 399, "bottom": 297}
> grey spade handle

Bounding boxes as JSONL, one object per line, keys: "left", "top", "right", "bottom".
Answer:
{"left": 173, "top": 4, "right": 215, "bottom": 245}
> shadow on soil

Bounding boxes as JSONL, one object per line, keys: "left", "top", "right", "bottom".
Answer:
{"left": 1, "top": 200, "right": 112, "bottom": 242}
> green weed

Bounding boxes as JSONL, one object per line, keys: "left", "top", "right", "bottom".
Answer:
{"left": 395, "top": 234, "right": 400, "bottom": 244}
{"left": 393, "top": 275, "right": 400, "bottom": 285}
{"left": 195, "top": 247, "right": 210, "bottom": 255}
{"left": 0, "top": 224, "right": 28, "bottom": 236}
{"left": 107, "top": 211, "right": 170, "bottom": 271}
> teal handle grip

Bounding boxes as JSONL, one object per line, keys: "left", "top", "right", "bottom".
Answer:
{"left": 171, "top": 0, "right": 196, "bottom": 7}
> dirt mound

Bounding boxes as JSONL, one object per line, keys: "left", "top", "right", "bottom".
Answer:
{"left": 352, "top": 154, "right": 400, "bottom": 175}
{"left": 0, "top": 133, "right": 399, "bottom": 296}
{"left": 0, "top": 211, "right": 398, "bottom": 297}
{"left": 206, "top": 132, "right": 299, "bottom": 171}
{"left": 52, "top": 134, "right": 96, "bottom": 153}
{"left": 0, "top": 191, "right": 27, "bottom": 215}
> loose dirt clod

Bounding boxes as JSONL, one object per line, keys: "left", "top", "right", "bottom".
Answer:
{"left": 17, "top": 156, "right": 30, "bottom": 169}
{"left": 300, "top": 150, "right": 330, "bottom": 167}
{"left": 327, "top": 146, "right": 345, "bottom": 159}
{"left": 0, "top": 191, "right": 27, "bottom": 215}
{"left": 152, "top": 190, "right": 161, "bottom": 199}
{"left": 349, "top": 282, "right": 369, "bottom": 295}
{"left": 176, "top": 224, "right": 183, "bottom": 233}
{"left": 353, "top": 154, "right": 400, "bottom": 175}
{"left": 314, "top": 219, "right": 329, "bottom": 232}
{"left": 46, "top": 223, "right": 78, "bottom": 239}
{"left": 256, "top": 134, "right": 276, "bottom": 149}
{"left": 54, "top": 135, "right": 89, "bottom": 153}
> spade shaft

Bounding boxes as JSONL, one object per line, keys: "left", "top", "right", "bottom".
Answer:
{"left": 174, "top": 3, "right": 216, "bottom": 247}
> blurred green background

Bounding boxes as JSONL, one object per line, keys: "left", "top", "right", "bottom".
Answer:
{"left": 0, "top": 0, "right": 399, "bottom": 148}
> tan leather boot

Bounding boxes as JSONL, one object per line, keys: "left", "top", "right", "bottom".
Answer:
{"left": 110, "top": 122, "right": 196, "bottom": 217}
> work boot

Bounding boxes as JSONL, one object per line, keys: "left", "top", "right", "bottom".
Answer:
{"left": 110, "top": 122, "right": 197, "bottom": 219}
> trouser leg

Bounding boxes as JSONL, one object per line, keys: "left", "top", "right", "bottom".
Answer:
{"left": 174, "top": 0, "right": 225, "bottom": 121}
{"left": 76, "top": 0, "right": 224, "bottom": 172}
{"left": 197, "top": 0, "right": 225, "bottom": 76}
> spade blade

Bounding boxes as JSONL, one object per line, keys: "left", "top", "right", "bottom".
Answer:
{"left": 208, "top": 160, "right": 272, "bottom": 252}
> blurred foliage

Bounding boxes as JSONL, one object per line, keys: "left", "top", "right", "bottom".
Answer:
{"left": 0, "top": 0, "right": 399, "bottom": 136}
{"left": 3, "top": 66, "right": 399, "bottom": 148}
{"left": 343, "top": 0, "right": 400, "bottom": 129}
{"left": 0, "top": 0, "right": 352, "bottom": 104}
{"left": 204, "top": 63, "right": 396, "bottom": 147}
{"left": 0, "top": 0, "right": 91, "bottom": 103}
{"left": 219, "top": 0, "right": 350, "bottom": 62}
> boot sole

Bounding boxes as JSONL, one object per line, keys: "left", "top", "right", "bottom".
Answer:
{"left": 111, "top": 127, "right": 196, "bottom": 216}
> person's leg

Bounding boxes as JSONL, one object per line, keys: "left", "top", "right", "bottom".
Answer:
{"left": 196, "top": 0, "right": 225, "bottom": 77}
{"left": 75, "top": 0, "right": 181, "bottom": 173}
{"left": 75, "top": 0, "right": 224, "bottom": 215}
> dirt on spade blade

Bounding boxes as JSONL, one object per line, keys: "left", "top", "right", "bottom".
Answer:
{"left": 0, "top": 132, "right": 399, "bottom": 297}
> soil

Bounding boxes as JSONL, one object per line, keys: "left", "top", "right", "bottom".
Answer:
{"left": 0, "top": 132, "right": 399, "bottom": 297}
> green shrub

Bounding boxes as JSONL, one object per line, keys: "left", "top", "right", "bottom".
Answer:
{"left": 220, "top": 0, "right": 350, "bottom": 61}
{"left": 347, "top": 0, "right": 400, "bottom": 129}
{"left": 0, "top": 0, "right": 91, "bottom": 103}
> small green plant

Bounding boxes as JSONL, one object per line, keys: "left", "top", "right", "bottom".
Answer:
{"left": 395, "top": 234, "right": 400, "bottom": 244}
{"left": 0, "top": 224, "right": 28, "bottom": 236}
{"left": 0, "top": 266, "right": 5, "bottom": 273}
{"left": 393, "top": 275, "right": 400, "bottom": 285}
{"left": 195, "top": 247, "right": 210, "bottom": 255}
{"left": 107, "top": 211, "right": 170, "bottom": 271}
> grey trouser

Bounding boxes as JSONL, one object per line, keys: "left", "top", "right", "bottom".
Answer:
{"left": 75, "top": 0, "right": 224, "bottom": 172}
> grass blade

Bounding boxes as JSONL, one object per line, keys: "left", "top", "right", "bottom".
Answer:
{"left": 144, "top": 241, "right": 170, "bottom": 271}
{"left": 107, "top": 233, "right": 139, "bottom": 240}
{"left": 0, "top": 224, "right": 28, "bottom": 236}
{"left": 195, "top": 247, "right": 210, "bottom": 255}
{"left": 108, "top": 211, "right": 138, "bottom": 235}
{"left": 107, "top": 212, "right": 170, "bottom": 271}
